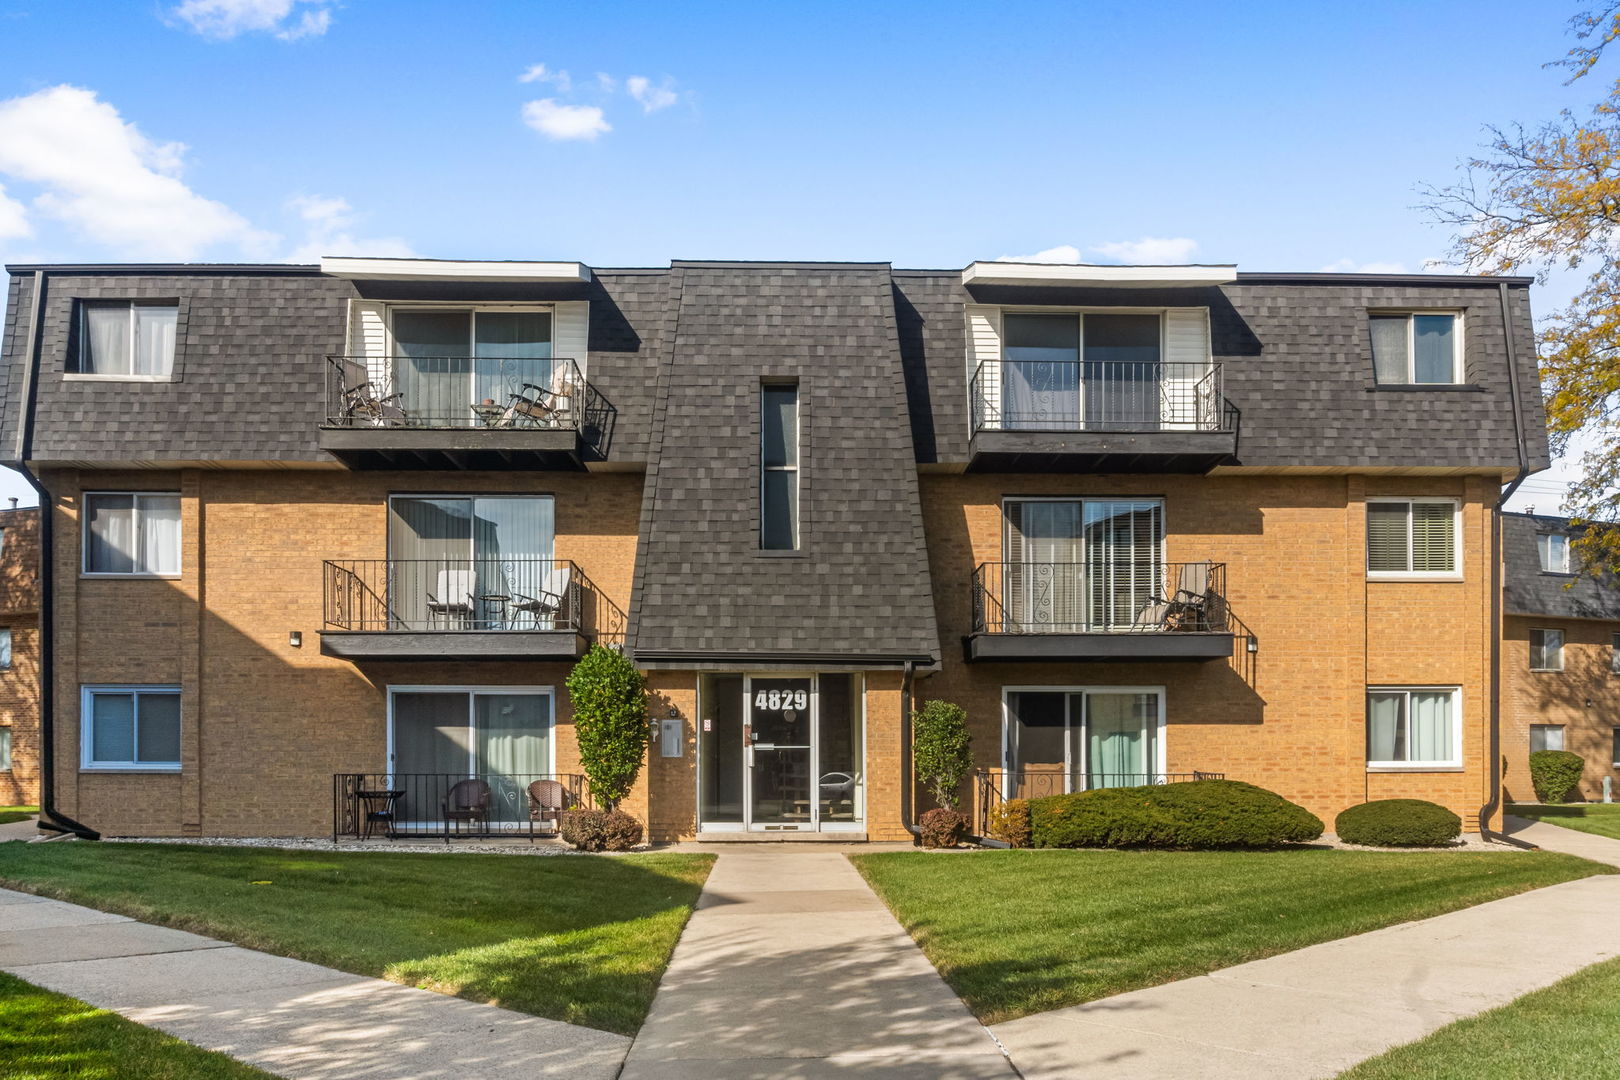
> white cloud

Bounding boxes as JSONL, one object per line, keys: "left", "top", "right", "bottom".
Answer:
{"left": 0, "top": 183, "right": 29, "bottom": 242}
{"left": 170, "top": 0, "right": 333, "bottom": 40}
{"left": 0, "top": 85, "right": 274, "bottom": 259}
{"left": 284, "top": 194, "right": 414, "bottom": 262}
{"left": 518, "top": 63, "right": 572, "bottom": 93}
{"left": 521, "top": 99, "right": 610, "bottom": 141}
{"left": 1091, "top": 236, "right": 1200, "bottom": 264}
{"left": 626, "top": 75, "right": 679, "bottom": 113}
{"left": 596, "top": 73, "right": 618, "bottom": 93}
{"left": 995, "top": 244, "right": 1083, "bottom": 263}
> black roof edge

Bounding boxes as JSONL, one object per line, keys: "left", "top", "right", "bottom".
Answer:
{"left": 7, "top": 263, "right": 323, "bottom": 276}
{"left": 630, "top": 649, "right": 937, "bottom": 666}
{"left": 669, "top": 259, "right": 892, "bottom": 270}
{"left": 1234, "top": 271, "right": 1534, "bottom": 286}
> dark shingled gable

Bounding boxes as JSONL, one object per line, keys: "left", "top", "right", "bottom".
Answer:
{"left": 627, "top": 263, "right": 940, "bottom": 665}
{"left": 1504, "top": 512, "right": 1620, "bottom": 621}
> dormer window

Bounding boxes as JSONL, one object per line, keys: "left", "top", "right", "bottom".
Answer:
{"left": 1538, "top": 533, "right": 1571, "bottom": 575}
{"left": 75, "top": 301, "right": 177, "bottom": 378}
{"left": 1370, "top": 313, "right": 1461, "bottom": 385}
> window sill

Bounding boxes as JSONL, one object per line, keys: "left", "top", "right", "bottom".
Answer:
{"left": 1539, "top": 571, "right": 1576, "bottom": 578}
{"left": 1364, "top": 384, "right": 1481, "bottom": 393}
{"left": 755, "top": 550, "right": 808, "bottom": 559}
{"left": 80, "top": 573, "right": 182, "bottom": 581}
{"left": 1367, "top": 574, "right": 1464, "bottom": 583}
{"left": 79, "top": 765, "right": 181, "bottom": 774}
{"left": 1366, "top": 764, "right": 1465, "bottom": 773}
{"left": 1530, "top": 668, "right": 1566, "bottom": 674}
{"left": 62, "top": 373, "right": 177, "bottom": 383}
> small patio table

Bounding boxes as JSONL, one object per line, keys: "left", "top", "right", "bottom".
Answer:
{"left": 478, "top": 593, "right": 511, "bottom": 629}
{"left": 356, "top": 788, "right": 405, "bottom": 840}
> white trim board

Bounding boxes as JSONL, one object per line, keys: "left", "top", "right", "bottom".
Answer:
{"left": 322, "top": 257, "right": 592, "bottom": 283}
{"left": 962, "top": 263, "right": 1237, "bottom": 288}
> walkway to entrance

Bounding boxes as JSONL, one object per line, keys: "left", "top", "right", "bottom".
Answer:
{"left": 621, "top": 847, "right": 1016, "bottom": 1079}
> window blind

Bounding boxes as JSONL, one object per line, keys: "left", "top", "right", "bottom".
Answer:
{"left": 1366, "top": 503, "right": 1409, "bottom": 572}
{"left": 1410, "top": 502, "right": 1455, "bottom": 573}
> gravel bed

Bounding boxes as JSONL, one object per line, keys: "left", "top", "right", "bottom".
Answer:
{"left": 107, "top": 835, "right": 598, "bottom": 856}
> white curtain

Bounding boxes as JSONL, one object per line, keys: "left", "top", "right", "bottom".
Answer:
{"left": 83, "top": 306, "right": 129, "bottom": 375}
{"left": 1409, "top": 691, "right": 1454, "bottom": 763}
{"left": 1369, "top": 316, "right": 1409, "bottom": 384}
{"left": 476, "top": 693, "right": 552, "bottom": 823}
{"left": 139, "top": 496, "right": 181, "bottom": 575}
{"left": 1368, "top": 692, "right": 1403, "bottom": 761}
{"left": 87, "top": 494, "right": 136, "bottom": 573}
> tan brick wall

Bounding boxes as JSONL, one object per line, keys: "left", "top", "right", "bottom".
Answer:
{"left": 0, "top": 509, "right": 41, "bottom": 806}
{"left": 919, "top": 471, "right": 1499, "bottom": 833}
{"left": 43, "top": 467, "right": 643, "bottom": 837}
{"left": 1503, "top": 613, "right": 1620, "bottom": 804}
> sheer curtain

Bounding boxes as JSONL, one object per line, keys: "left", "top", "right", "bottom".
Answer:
{"left": 1369, "top": 316, "right": 1409, "bottom": 384}
{"left": 1409, "top": 691, "right": 1454, "bottom": 763}
{"left": 87, "top": 494, "right": 136, "bottom": 573}
{"left": 83, "top": 306, "right": 130, "bottom": 375}
{"left": 1002, "top": 314, "right": 1079, "bottom": 430}
{"left": 134, "top": 306, "right": 177, "bottom": 376}
{"left": 1368, "top": 692, "right": 1404, "bottom": 761}
{"left": 393, "top": 311, "right": 471, "bottom": 423}
{"left": 1086, "top": 692, "right": 1153, "bottom": 788}
{"left": 474, "top": 311, "right": 552, "bottom": 406}
{"left": 476, "top": 693, "right": 552, "bottom": 823}
{"left": 139, "top": 496, "right": 181, "bottom": 575}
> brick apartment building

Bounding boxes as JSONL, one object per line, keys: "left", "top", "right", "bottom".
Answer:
{"left": 0, "top": 504, "right": 39, "bottom": 807}
{"left": 1503, "top": 512, "right": 1620, "bottom": 803}
{"left": 0, "top": 257, "right": 1542, "bottom": 840}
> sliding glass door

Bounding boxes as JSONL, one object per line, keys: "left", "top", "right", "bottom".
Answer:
{"left": 1003, "top": 687, "right": 1163, "bottom": 796}
{"left": 1000, "top": 313, "right": 1164, "bottom": 431}
{"left": 1005, "top": 499, "right": 1163, "bottom": 631}
{"left": 390, "top": 687, "right": 554, "bottom": 826}
{"left": 392, "top": 309, "right": 553, "bottom": 424}
{"left": 388, "top": 495, "right": 553, "bottom": 630}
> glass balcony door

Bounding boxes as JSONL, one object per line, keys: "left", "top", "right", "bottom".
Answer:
{"left": 1004, "top": 688, "right": 1162, "bottom": 796}
{"left": 1004, "top": 499, "right": 1164, "bottom": 632}
{"left": 392, "top": 310, "right": 553, "bottom": 425}
{"left": 389, "top": 687, "right": 554, "bottom": 826}
{"left": 387, "top": 495, "right": 554, "bottom": 630}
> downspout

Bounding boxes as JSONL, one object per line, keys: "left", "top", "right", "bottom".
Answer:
{"left": 900, "top": 660, "right": 919, "bottom": 839}
{"left": 1481, "top": 281, "right": 1532, "bottom": 844}
{"left": 13, "top": 271, "right": 97, "bottom": 838}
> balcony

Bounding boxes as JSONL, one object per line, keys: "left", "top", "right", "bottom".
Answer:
{"left": 968, "top": 359, "right": 1237, "bottom": 472}
{"left": 319, "top": 557, "right": 625, "bottom": 661}
{"left": 966, "top": 561, "right": 1235, "bottom": 662}
{"left": 318, "top": 356, "right": 591, "bottom": 470}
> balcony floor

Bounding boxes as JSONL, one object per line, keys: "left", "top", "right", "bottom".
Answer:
{"left": 967, "top": 428, "right": 1238, "bottom": 473}
{"left": 317, "top": 425, "right": 586, "bottom": 470}
{"left": 965, "top": 631, "right": 1236, "bottom": 663}
{"left": 320, "top": 629, "right": 588, "bottom": 661}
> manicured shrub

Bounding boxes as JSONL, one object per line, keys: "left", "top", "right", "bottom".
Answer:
{"left": 985, "top": 798, "right": 1032, "bottom": 848}
{"left": 919, "top": 807, "right": 969, "bottom": 848}
{"left": 567, "top": 645, "right": 649, "bottom": 811}
{"left": 914, "top": 700, "right": 973, "bottom": 810}
{"left": 1029, "top": 780, "right": 1323, "bottom": 850}
{"left": 1530, "top": 750, "right": 1586, "bottom": 804}
{"left": 560, "top": 808, "right": 644, "bottom": 852}
{"left": 1335, "top": 799, "right": 1462, "bottom": 847}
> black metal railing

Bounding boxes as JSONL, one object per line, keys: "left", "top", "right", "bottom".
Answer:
{"left": 333, "top": 772, "right": 592, "bottom": 841}
{"left": 972, "top": 768, "right": 1226, "bottom": 838}
{"left": 970, "top": 359, "right": 1226, "bottom": 434}
{"left": 972, "top": 560, "right": 1228, "bottom": 634}
{"left": 323, "top": 355, "right": 586, "bottom": 431}
{"left": 322, "top": 557, "right": 626, "bottom": 643}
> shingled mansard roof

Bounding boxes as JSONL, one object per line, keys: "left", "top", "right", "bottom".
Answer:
{"left": 1504, "top": 512, "right": 1620, "bottom": 622}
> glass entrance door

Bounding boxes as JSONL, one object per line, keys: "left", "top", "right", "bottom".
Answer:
{"left": 748, "top": 677, "right": 813, "bottom": 828}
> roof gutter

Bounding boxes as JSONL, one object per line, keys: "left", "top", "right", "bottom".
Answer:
{"left": 1481, "top": 281, "right": 1533, "bottom": 842}
{"left": 12, "top": 271, "right": 97, "bottom": 839}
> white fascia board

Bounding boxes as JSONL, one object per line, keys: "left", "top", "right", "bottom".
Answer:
{"left": 962, "top": 262, "right": 1237, "bottom": 288}
{"left": 321, "top": 257, "right": 593, "bottom": 283}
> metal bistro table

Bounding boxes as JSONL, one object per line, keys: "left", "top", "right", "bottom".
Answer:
{"left": 355, "top": 788, "right": 405, "bottom": 840}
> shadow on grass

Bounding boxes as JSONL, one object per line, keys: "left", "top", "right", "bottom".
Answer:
{"left": 0, "top": 843, "right": 712, "bottom": 1035}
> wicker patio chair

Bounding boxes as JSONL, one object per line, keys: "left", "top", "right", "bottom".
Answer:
{"left": 527, "top": 779, "right": 568, "bottom": 842}
{"left": 441, "top": 778, "right": 491, "bottom": 842}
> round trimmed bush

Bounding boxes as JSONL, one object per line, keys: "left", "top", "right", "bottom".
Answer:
{"left": 1335, "top": 799, "right": 1461, "bottom": 847}
{"left": 986, "top": 798, "right": 1032, "bottom": 848}
{"left": 1529, "top": 749, "right": 1586, "bottom": 804}
{"left": 1028, "top": 779, "right": 1323, "bottom": 850}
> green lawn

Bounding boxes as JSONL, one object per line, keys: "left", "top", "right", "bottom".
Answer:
{"left": 1336, "top": 955, "right": 1620, "bottom": 1079}
{"left": 0, "top": 971, "right": 274, "bottom": 1079}
{"left": 1510, "top": 802, "right": 1620, "bottom": 840}
{"left": 0, "top": 806, "right": 37, "bottom": 825}
{"left": 0, "top": 842, "right": 713, "bottom": 1035}
{"left": 850, "top": 849, "right": 1610, "bottom": 1024}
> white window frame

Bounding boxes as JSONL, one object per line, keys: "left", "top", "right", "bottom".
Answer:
{"left": 1530, "top": 627, "right": 1566, "bottom": 672}
{"left": 80, "top": 685, "right": 182, "bottom": 772}
{"left": 80, "top": 491, "right": 182, "bottom": 579}
{"left": 1369, "top": 311, "right": 1464, "bottom": 385}
{"left": 0, "top": 727, "right": 10, "bottom": 772}
{"left": 0, "top": 628, "right": 12, "bottom": 671}
{"left": 999, "top": 684, "right": 1169, "bottom": 797}
{"left": 1611, "top": 726, "right": 1620, "bottom": 767}
{"left": 70, "top": 300, "right": 179, "bottom": 381}
{"left": 1538, "top": 533, "right": 1572, "bottom": 575}
{"left": 1366, "top": 686, "right": 1463, "bottom": 771}
{"left": 1611, "top": 632, "right": 1620, "bottom": 676}
{"left": 1530, "top": 724, "right": 1566, "bottom": 753}
{"left": 1365, "top": 497, "right": 1463, "bottom": 580}
{"left": 760, "top": 382, "right": 800, "bottom": 551}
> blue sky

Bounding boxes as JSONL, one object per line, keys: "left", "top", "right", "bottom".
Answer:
{"left": 0, "top": 0, "right": 1599, "bottom": 508}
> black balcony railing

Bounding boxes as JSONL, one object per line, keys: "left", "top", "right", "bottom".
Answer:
{"left": 322, "top": 557, "right": 626, "bottom": 644}
{"left": 972, "top": 560, "right": 1228, "bottom": 635}
{"left": 970, "top": 359, "right": 1226, "bottom": 434}
{"left": 971, "top": 768, "right": 1226, "bottom": 838}
{"left": 333, "top": 772, "right": 592, "bottom": 841}
{"left": 323, "top": 355, "right": 586, "bottom": 431}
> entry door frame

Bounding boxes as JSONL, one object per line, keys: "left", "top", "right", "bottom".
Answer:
{"left": 743, "top": 672, "right": 817, "bottom": 832}
{"left": 999, "top": 685, "right": 1167, "bottom": 798}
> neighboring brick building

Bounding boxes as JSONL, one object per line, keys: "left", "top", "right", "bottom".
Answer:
{"left": 1502, "top": 512, "right": 1620, "bottom": 803}
{"left": 0, "top": 505, "right": 40, "bottom": 806}
{"left": 0, "top": 258, "right": 1543, "bottom": 840}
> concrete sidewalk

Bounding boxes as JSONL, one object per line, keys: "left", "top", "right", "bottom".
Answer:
{"left": 993, "top": 870, "right": 1620, "bottom": 1079}
{"left": 620, "top": 848, "right": 1015, "bottom": 1079}
{"left": 0, "top": 886, "right": 629, "bottom": 1079}
{"left": 1504, "top": 812, "right": 1620, "bottom": 867}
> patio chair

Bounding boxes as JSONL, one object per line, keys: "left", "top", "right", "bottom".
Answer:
{"left": 511, "top": 565, "right": 572, "bottom": 629}
{"left": 1134, "top": 562, "right": 1214, "bottom": 632}
{"left": 527, "top": 779, "right": 569, "bottom": 842}
{"left": 329, "top": 357, "right": 406, "bottom": 426}
{"left": 425, "top": 569, "right": 476, "bottom": 629}
{"left": 441, "top": 778, "right": 491, "bottom": 842}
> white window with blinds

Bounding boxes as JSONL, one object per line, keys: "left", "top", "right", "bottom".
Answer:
{"left": 1366, "top": 499, "right": 1460, "bottom": 578}
{"left": 1367, "top": 687, "right": 1461, "bottom": 769}
{"left": 1002, "top": 498, "right": 1164, "bottom": 631}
